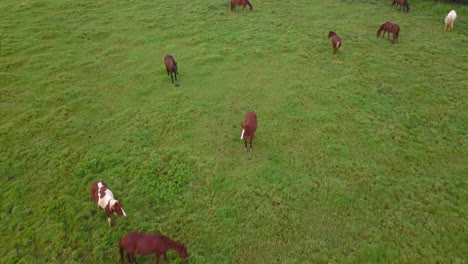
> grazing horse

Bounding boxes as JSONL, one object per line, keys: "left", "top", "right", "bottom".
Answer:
{"left": 328, "top": 31, "right": 342, "bottom": 55}
{"left": 231, "top": 0, "right": 253, "bottom": 11}
{"left": 164, "top": 55, "right": 178, "bottom": 84}
{"left": 241, "top": 112, "right": 257, "bottom": 151}
{"left": 377, "top": 22, "right": 400, "bottom": 44}
{"left": 119, "top": 232, "right": 189, "bottom": 264}
{"left": 391, "top": 0, "right": 410, "bottom": 13}
{"left": 90, "top": 181, "right": 126, "bottom": 227}
{"left": 445, "top": 10, "right": 457, "bottom": 31}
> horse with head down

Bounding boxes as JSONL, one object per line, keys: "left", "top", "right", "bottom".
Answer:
{"left": 391, "top": 0, "right": 410, "bottom": 13}
{"left": 241, "top": 112, "right": 257, "bottom": 151}
{"left": 328, "top": 31, "right": 342, "bottom": 55}
{"left": 377, "top": 22, "right": 400, "bottom": 44}
{"left": 164, "top": 55, "right": 178, "bottom": 84}
{"left": 119, "top": 232, "right": 189, "bottom": 264}
{"left": 445, "top": 10, "right": 457, "bottom": 31}
{"left": 90, "top": 181, "right": 126, "bottom": 227}
{"left": 231, "top": 0, "right": 253, "bottom": 11}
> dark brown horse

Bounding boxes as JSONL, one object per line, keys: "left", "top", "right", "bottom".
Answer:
{"left": 377, "top": 22, "right": 400, "bottom": 44}
{"left": 231, "top": 0, "right": 253, "bottom": 11}
{"left": 328, "top": 31, "right": 342, "bottom": 55}
{"left": 119, "top": 232, "right": 189, "bottom": 264}
{"left": 391, "top": 0, "right": 410, "bottom": 13}
{"left": 241, "top": 112, "right": 257, "bottom": 151}
{"left": 164, "top": 55, "right": 178, "bottom": 84}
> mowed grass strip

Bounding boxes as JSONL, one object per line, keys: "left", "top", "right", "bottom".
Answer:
{"left": 0, "top": 0, "right": 467, "bottom": 263}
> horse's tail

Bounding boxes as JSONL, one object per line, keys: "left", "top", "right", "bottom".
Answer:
{"left": 377, "top": 24, "right": 384, "bottom": 37}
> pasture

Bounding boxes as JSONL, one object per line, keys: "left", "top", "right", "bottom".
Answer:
{"left": 0, "top": 0, "right": 467, "bottom": 263}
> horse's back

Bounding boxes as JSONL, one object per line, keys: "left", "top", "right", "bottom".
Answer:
{"left": 243, "top": 112, "right": 257, "bottom": 137}
{"left": 120, "top": 232, "right": 143, "bottom": 251}
{"left": 446, "top": 10, "right": 457, "bottom": 22}
{"left": 90, "top": 181, "right": 107, "bottom": 202}
{"left": 120, "top": 232, "right": 168, "bottom": 256}
{"left": 245, "top": 112, "right": 257, "bottom": 125}
{"left": 164, "top": 55, "right": 175, "bottom": 64}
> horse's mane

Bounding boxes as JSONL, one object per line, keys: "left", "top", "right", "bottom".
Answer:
{"left": 158, "top": 234, "right": 185, "bottom": 251}
{"left": 377, "top": 23, "right": 385, "bottom": 37}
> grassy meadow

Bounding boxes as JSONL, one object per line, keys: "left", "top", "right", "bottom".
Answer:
{"left": 1, "top": 0, "right": 467, "bottom": 263}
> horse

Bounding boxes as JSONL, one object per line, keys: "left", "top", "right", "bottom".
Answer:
{"left": 241, "top": 112, "right": 257, "bottom": 151}
{"left": 445, "top": 10, "right": 457, "bottom": 31}
{"left": 328, "top": 31, "right": 342, "bottom": 55}
{"left": 90, "top": 181, "right": 126, "bottom": 227}
{"left": 391, "top": 0, "right": 410, "bottom": 13}
{"left": 164, "top": 55, "right": 178, "bottom": 84}
{"left": 231, "top": 0, "right": 253, "bottom": 11}
{"left": 377, "top": 22, "right": 400, "bottom": 44}
{"left": 119, "top": 232, "right": 189, "bottom": 264}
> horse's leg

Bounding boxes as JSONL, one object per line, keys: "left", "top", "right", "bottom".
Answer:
{"left": 244, "top": 139, "right": 248, "bottom": 151}
{"left": 107, "top": 217, "right": 111, "bottom": 228}
{"left": 174, "top": 72, "right": 177, "bottom": 82}
{"left": 154, "top": 254, "right": 160, "bottom": 264}
{"left": 250, "top": 138, "right": 253, "bottom": 151}
{"left": 170, "top": 73, "right": 174, "bottom": 83}
{"left": 163, "top": 252, "right": 167, "bottom": 263}
{"left": 119, "top": 248, "right": 125, "bottom": 264}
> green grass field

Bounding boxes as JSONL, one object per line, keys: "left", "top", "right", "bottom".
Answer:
{"left": 1, "top": 0, "right": 467, "bottom": 263}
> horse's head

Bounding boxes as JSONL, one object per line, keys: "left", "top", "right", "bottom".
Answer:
{"left": 112, "top": 201, "right": 127, "bottom": 217}
{"left": 328, "top": 31, "right": 335, "bottom": 38}
{"left": 177, "top": 244, "right": 189, "bottom": 260}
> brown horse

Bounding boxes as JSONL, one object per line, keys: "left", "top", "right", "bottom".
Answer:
{"left": 391, "top": 0, "right": 410, "bottom": 13}
{"left": 119, "top": 232, "right": 189, "bottom": 264}
{"left": 164, "top": 55, "right": 178, "bottom": 84}
{"left": 377, "top": 22, "right": 400, "bottom": 44}
{"left": 241, "top": 112, "right": 257, "bottom": 151}
{"left": 328, "top": 31, "right": 342, "bottom": 55}
{"left": 231, "top": 0, "right": 253, "bottom": 11}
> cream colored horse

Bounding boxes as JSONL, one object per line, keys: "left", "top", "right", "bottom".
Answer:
{"left": 444, "top": 10, "right": 457, "bottom": 31}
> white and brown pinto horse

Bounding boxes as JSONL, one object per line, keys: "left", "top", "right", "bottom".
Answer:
{"left": 445, "top": 10, "right": 457, "bottom": 31}
{"left": 90, "top": 181, "right": 126, "bottom": 227}
{"left": 240, "top": 112, "right": 257, "bottom": 151}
